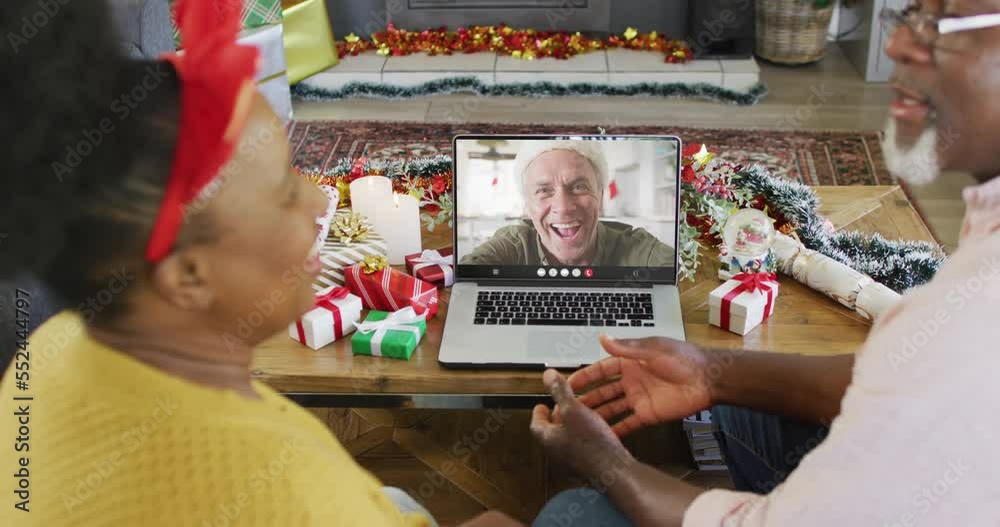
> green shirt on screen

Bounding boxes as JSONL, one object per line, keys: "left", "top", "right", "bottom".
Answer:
{"left": 460, "top": 220, "right": 675, "bottom": 267}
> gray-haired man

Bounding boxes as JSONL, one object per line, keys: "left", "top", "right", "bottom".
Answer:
{"left": 460, "top": 141, "right": 675, "bottom": 267}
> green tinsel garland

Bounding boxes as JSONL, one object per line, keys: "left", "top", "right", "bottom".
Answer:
{"left": 737, "top": 164, "right": 945, "bottom": 292}
{"left": 292, "top": 77, "right": 768, "bottom": 106}
{"left": 323, "top": 155, "right": 452, "bottom": 179}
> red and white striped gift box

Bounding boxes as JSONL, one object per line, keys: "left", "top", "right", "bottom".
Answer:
{"left": 344, "top": 265, "right": 439, "bottom": 319}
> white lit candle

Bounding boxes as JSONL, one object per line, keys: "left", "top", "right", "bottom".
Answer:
{"left": 349, "top": 175, "right": 392, "bottom": 225}
{"left": 375, "top": 192, "right": 422, "bottom": 264}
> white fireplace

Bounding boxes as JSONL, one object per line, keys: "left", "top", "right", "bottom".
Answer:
{"left": 309, "top": 0, "right": 762, "bottom": 92}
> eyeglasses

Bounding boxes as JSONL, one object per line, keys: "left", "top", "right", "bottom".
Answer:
{"left": 880, "top": 5, "right": 1000, "bottom": 50}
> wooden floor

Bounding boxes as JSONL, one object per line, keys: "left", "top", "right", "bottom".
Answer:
{"left": 291, "top": 44, "right": 972, "bottom": 524}
{"left": 295, "top": 44, "right": 972, "bottom": 253}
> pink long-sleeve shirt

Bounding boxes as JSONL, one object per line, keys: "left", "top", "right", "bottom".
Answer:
{"left": 684, "top": 176, "right": 1000, "bottom": 526}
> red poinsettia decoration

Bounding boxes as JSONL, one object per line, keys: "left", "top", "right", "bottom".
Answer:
{"left": 679, "top": 142, "right": 756, "bottom": 250}
{"left": 348, "top": 156, "right": 368, "bottom": 182}
{"left": 431, "top": 174, "right": 447, "bottom": 195}
{"left": 681, "top": 165, "right": 697, "bottom": 184}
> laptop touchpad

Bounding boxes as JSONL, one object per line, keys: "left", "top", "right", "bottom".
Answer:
{"left": 524, "top": 330, "right": 604, "bottom": 366}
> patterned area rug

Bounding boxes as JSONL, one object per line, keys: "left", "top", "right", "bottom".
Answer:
{"left": 288, "top": 120, "right": 891, "bottom": 186}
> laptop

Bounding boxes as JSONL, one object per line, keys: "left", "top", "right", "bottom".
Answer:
{"left": 439, "top": 134, "right": 686, "bottom": 369}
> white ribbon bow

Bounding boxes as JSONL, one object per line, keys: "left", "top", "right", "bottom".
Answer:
{"left": 356, "top": 307, "right": 427, "bottom": 357}
{"left": 411, "top": 249, "right": 455, "bottom": 287}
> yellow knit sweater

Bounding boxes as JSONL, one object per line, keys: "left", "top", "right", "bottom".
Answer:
{"left": 0, "top": 312, "right": 430, "bottom": 527}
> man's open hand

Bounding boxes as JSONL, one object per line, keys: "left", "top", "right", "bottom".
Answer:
{"left": 568, "top": 336, "right": 714, "bottom": 438}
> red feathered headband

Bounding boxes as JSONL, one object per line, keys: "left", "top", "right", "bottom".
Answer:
{"left": 145, "top": 0, "right": 260, "bottom": 262}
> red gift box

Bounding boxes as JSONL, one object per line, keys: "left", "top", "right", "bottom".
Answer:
{"left": 404, "top": 248, "right": 455, "bottom": 288}
{"left": 345, "top": 264, "right": 439, "bottom": 318}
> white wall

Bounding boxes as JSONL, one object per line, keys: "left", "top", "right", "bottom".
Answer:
{"left": 835, "top": 0, "right": 905, "bottom": 81}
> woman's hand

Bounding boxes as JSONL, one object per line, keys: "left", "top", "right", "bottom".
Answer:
{"left": 530, "top": 369, "right": 636, "bottom": 483}
{"left": 568, "top": 336, "right": 714, "bottom": 438}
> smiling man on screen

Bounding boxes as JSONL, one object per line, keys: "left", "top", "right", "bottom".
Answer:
{"left": 459, "top": 141, "right": 674, "bottom": 268}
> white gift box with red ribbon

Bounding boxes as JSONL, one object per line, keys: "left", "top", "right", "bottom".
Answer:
{"left": 708, "top": 273, "right": 780, "bottom": 336}
{"left": 288, "top": 286, "right": 363, "bottom": 350}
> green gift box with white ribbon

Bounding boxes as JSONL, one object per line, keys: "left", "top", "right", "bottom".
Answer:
{"left": 351, "top": 308, "right": 427, "bottom": 360}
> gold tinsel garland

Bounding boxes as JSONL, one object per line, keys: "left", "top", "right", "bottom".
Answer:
{"left": 338, "top": 24, "right": 693, "bottom": 64}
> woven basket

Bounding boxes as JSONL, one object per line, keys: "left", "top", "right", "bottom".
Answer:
{"left": 756, "top": 0, "right": 834, "bottom": 65}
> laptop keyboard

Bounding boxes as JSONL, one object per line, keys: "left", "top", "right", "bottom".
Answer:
{"left": 473, "top": 290, "right": 655, "bottom": 327}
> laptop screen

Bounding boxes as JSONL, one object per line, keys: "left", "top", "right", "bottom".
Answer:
{"left": 453, "top": 135, "right": 680, "bottom": 285}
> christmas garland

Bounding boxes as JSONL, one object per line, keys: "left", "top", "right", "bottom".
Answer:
{"left": 302, "top": 155, "right": 453, "bottom": 186}
{"left": 299, "top": 156, "right": 454, "bottom": 231}
{"left": 736, "top": 164, "right": 944, "bottom": 292}
{"left": 338, "top": 24, "right": 693, "bottom": 63}
{"left": 301, "top": 151, "right": 944, "bottom": 292}
{"left": 678, "top": 146, "right": 945, "bottom": 292}
{"left": 293, "top": 78, "right": 768, "bottom": 106}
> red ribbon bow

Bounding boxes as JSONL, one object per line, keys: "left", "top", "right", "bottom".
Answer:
{"left": 316, "top": 286, "right": 351, "bottom": 304}
{"left": 296, "top": 288, "right": 352, "bottom": 345}
{"left": 733, "top": 272, "right": 777, "bottom": 293}
{"left": 720, "top": 272, "right": 778, "bottom": 331}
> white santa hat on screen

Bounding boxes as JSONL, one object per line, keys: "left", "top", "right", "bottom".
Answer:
{"left": 513, "top": 140, "right": 609, "bottom": 196}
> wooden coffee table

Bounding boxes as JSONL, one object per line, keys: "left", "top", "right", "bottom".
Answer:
{"left": 252, "top": 185, "right": 935, "bottom": 399}
{"left": 250, "top": 185, "right": 936, "bottom": 521}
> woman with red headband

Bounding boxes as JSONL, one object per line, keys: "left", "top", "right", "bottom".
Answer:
{"left": 0, "top": 1, "right": 531, "bottom": 525}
